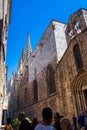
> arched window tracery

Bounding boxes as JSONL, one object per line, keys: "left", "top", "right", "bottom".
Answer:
{"left": 46, "top": 64, "right": 56, "bottom": 95}
{"left": 73, "top": 44, "right": 83, "bottom": 71}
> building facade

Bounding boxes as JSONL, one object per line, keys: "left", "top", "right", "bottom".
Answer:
{"left": 9, "top": 8, "right": 87, "bottom": 121}
{"left": 0, "top": 0, "right": 12, "bottom": 125}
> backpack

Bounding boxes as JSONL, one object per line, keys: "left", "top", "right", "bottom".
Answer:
{"left": 5, "top": 124, "right": 12, "bottom": 130}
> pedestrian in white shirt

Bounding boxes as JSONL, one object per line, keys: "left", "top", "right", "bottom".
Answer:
{"left": 35, "top": 107, "right": 55, "bottom": 130}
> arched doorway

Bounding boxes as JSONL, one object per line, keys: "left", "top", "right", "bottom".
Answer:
{"left": 83, "top": 86, "right": 87, "bottom": 106}
{"left": 72, "top": 71, "right": 87, "bottom": 115}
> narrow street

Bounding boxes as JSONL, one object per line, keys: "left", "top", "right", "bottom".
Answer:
{"left": 0, "top": 0, "right": 87, "bottom": 128}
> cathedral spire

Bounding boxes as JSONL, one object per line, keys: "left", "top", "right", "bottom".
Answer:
{"left": 22, "top": 48, "right": 24, "bottom": 61}
{"left": 10, "top": 71, "right": 14, "bottom": 86}
{"left": 26, "top": 33, "right": 32, "bottom": 58}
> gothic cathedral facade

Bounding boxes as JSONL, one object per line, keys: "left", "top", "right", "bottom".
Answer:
{"left": 9, "top": 8, "right": 87, "bottom": 120}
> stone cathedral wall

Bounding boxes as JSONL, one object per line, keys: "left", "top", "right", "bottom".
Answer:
{"left": 17, "top": 20, "right": 67, "bottom": 120}
{"left": 13, "top": 9, "right": 87, "bottom": 121}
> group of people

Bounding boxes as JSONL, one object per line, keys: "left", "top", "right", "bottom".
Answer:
{"left": 4, "top": 107, "right": 87, "bottom": 130}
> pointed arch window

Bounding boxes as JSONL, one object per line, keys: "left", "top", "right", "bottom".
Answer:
{"left": 17, "top": 95, "right": 19, "bottom": 109}
{"left": 33, "top": 79, "right": 38, "bottom": 101}
{"left": 46, "top": 64, "right": 56, "bottom": 95}
{"left": 73, "top": 44, "right": 83, "bottom": 71}
{"left": 24, "top": 88, "right": 28, "bottom": 104}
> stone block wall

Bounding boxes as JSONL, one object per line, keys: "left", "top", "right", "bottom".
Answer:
{"left": 27, "top": 20, "right": 66, "bottom": 82}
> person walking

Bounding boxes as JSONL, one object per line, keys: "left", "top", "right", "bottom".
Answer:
{"left": 78, "top": 111, "right": 86, "bottom": 130}
{"left": 18, "top": 112, "right": 31, "bottom": 130}
{"left": 53, "top": 112, "right": 62, "bottom": 130}
{"left": 72, "top": 115, "right": 78, "bottom": 130}
{"left": 30, "top": 117, "right": 38, "bottom": 130}
{"left": 4, "top": 117, "right": 13, "bottom": 130}
{"left": 35, "top": 107, "right": 55, "bottom": 130}
{"left": 11, "top": 117, "right": 21, "bottom": 130}
{"left": 60, "top": 117, "right": 73, "bottom": 130}
{"left": 84, "top": 110, "right": 87, "bottom": 130}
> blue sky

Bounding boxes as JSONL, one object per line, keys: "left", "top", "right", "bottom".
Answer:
{"left": 6, "top": 0, "right": 87, "bottom": 80}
